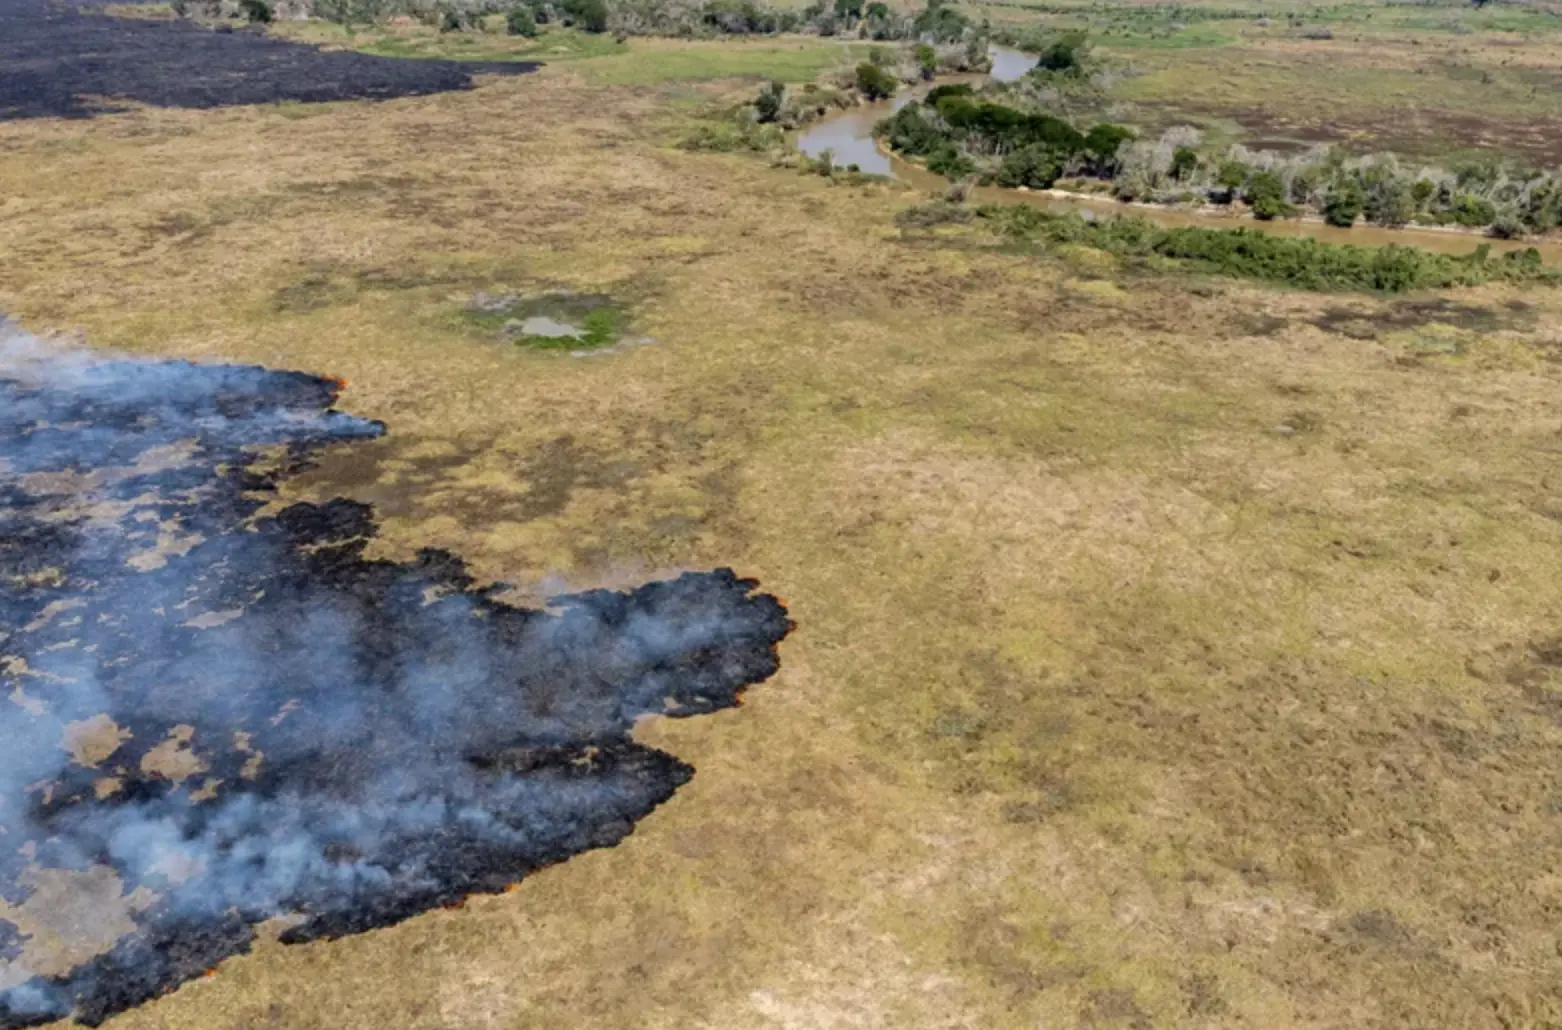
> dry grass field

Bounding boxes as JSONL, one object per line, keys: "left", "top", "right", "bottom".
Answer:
{"left": 4, "top": 42, "right": 1562, "bottom": 1030}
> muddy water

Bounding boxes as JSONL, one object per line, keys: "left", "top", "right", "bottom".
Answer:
{"left": 796, "top": 46, "right": 1562, "bottom": 262}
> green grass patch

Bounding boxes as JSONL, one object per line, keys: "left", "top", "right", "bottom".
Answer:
{"left": 459, "top": 291, "right": 632, "bottom": 351}
{"left": 574, "top": 39, "right": 869, "bottom": 86}
{"left": 267, "top": 22, "right": 623, "bottom": 62}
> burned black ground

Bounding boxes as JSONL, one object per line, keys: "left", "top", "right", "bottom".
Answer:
{"left": 0, "top": 327, "right": 791, "bottom": 1026}
{"left": 0, "top": 0, "right": 537, "bottom": 120}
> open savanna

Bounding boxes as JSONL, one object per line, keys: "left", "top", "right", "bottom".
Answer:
{"left": 2, "top": 41, "right": 1562, "bottom": 1030}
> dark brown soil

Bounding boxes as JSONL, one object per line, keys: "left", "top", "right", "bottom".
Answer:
{"left": 0, "top": 0, "right": 537, "bottom": 120}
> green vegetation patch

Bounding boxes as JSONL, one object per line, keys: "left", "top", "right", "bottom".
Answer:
{"left": 574, "top": 41, "right": 869, "bottom": 86}
{"left": 461, "top": 291, "right": 637, "bottom": 351}
{"left": 901, "top": 201, "right": 1557, "bottom": 293}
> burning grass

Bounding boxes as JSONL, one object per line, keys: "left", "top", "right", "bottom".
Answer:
{"left": 1, "top": 41, "right": 1561, "bottom": 1030}
{"left": 0, "top": 325, "right": 790, "bottom": 1026}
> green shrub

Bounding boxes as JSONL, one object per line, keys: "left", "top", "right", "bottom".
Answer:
{"left": 754, "top": 80, "right": 785, "bottom": 123}
{"left": 855, "top": 62, "right": 899, "bottom": 100}
{"left": 1033, "top": 30, "right": 1090, "bottom": 76}
{"left": 1447, "top": 193, "right": 1497, "bottom": 227}
{"left": 912, "top": 0, "right": 968, "bottom": 42}
{"left": 439, "top": 7, "right": 465, "bottom": 31}
{"left": 1323, "top": 181, "right": 1364, "bottom": 227}
{"left": 1245, "top": 172, "right": 1292, "bottom": 220}
{"left": 1082, "top": 123, "right": 1133, "bottom": 173}
{"left": 506, "top": 5, "right": 537, "bottom": 35}
{"left": 1215, "top": 160, "right": 1248, "bottom": 202}
{"left": 877, "top": 103, "right": 947, "bottom": 156}
{"left": 1171, "top": 146, "right": 1199, "bottom": 181}
{"left": 996, "top": 144, "right": 1065, "bottom": 189}
{"left": 239, "top": 0, "right": 272, "bottom": 22}
{"left": 1365, "top": 180, "right": 1414, "bottom": 227}
{"left": 922, "top": 83, "right": 973, "bottom": 106}
{"left": 561, "top": 0, "right": 607, "bottom": 32}
{"left": 679, "top": 119, "right": 783, "bottom": 153}
{"left": 970, "top": 203, "right": 1554, "bottom": 293}
{"left": 914, "top": 43, "right": 937, "bottom": 81}
{"left": 926, "top": 144, "right": 975, "bottom": 179}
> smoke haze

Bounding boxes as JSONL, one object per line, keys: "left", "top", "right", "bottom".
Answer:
{"left": 0, "top": 323, "right": 791, "bottom": 1026}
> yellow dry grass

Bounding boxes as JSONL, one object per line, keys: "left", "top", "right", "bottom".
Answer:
{"left": 3, "top": 53, "right": 1562, "bottom": 1030}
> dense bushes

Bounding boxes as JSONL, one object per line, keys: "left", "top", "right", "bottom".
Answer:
{"left": 969, "top": 203, "right": 1556, "bottom": 293}
{"left": 877, "top": 92, "right": 1133, "bottom": 192}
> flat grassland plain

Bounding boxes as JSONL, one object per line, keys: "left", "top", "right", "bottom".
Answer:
{"left": 3, "top": 14, "right": 1562, "bottom": 1030}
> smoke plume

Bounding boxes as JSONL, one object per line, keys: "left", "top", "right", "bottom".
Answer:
{"left": 0, "top": 322, "right": 791, "bottom": 1026}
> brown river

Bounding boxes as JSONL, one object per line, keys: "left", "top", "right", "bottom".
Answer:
{"left": 797, "top": 47, "right": 1562, "bottom": 262}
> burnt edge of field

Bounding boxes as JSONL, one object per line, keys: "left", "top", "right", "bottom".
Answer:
{"left": 0, "top": 337, "right": 791, "bottom": 1027}
{"left": 0, "top": 0, "right": 537, "bottom": 120}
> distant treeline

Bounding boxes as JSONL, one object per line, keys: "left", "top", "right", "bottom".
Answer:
{"left": 878, "top": 52, "right": 1562, "bottom": 239}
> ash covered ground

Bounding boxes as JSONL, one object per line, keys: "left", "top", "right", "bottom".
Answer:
{"left": 0, "top": 324, "right": 791, "bottom": 1026}
{"left": 0, "top": 0, "right": 537, "bottom": 120}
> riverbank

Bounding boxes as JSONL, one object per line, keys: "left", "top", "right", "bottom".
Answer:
{"left": 883, "top": 139, "right": 1559, "bottom": 258}
{"left": 794, "top": 99, "right": 1562, "bottom": 262}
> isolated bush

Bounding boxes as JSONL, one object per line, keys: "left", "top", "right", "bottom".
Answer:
{"left": 855, "top": 61, "right": 898, "bottom": 100}
{"left": 439, "top": 6, "right": 465, "bottom": 31}
{"left": 1035, "top": 30, "right": 1090, "bottom": 76}
{"left": 239, "top": 0, "right": 272, "bottom": 22}
{"left": 1170, "top": 146, "right": 1199, "bottom": 181}
{"left": 754, "top": 80, "right": 785, "bottom": 123}
{"left": 507, "top": 5, "right": 537, "bottom": 34}
{"left": 914, "top": 43, "right": 937, "bottom": 80}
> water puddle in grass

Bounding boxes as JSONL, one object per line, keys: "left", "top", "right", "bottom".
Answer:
{"left": 463, "top": 291, "right": 653, "bottom": 356}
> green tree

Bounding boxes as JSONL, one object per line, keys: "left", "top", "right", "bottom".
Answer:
{"left": 835, "top": 0, "right": 864, "bottom": 20}
{"left": 561, "top": 0, "right": 607, "bottom": 31}
{"left": 506, "top": 5, "right": 537, "bottom": 35}
{"left": 754, "top": 80, "right": 785, "bottom": 123}
{"left": 1323, "top": 181, "right": 1364, "bottom": 227}
{"left": 239, "top": 0, "right": 272, "bottom": 22}
{"left": 855, "top": 61, "right": 898, "bottom": 99}
{"left": 1171, "top": 146, "right": 1198, "bottom": 181}
{"left": 1082, "top": 123, "right": 1132, "bottom": 174}
{"left": 439, "top": 6, "right": 466, "bottom": 32}
{"left": 1035, "top": 30, "right": 1089, "bottom": 76}
{"left": 1215, "top": 160, "right": 1248, "bottom": 203}
{"left": 914, "top": 43, "right": 937, "bottom": 81}
{"left": 1245, "top": 171, "right": 1291, "bottom": 220}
